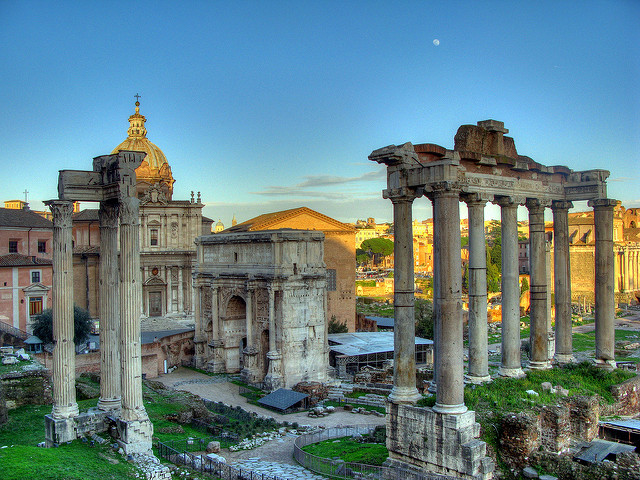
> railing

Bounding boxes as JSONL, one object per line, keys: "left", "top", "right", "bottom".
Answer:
{"left": 0, "top": 320, "right": 29, "bottom": 341}
{"left": 157, "top": 437, "right": 287, "bottom": 480}
{"left": 293, "top": 425, "right": 460, "bottom": 480}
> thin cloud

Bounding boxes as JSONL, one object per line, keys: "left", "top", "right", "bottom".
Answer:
{"left": 608, "top": 176, "right": 635, "bottom": 183}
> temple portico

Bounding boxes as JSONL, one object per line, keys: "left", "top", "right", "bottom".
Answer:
{"left": 44, "top": 150, "right": 155, "bottom": 456}
{"left": 370, "top": 120, "right": 615, "bottom": 480}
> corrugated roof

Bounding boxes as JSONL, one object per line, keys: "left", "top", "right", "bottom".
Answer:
{"left": 0, "top": 254, "right": 52, "bottom": 267}
{"left": 328, "top": 331, "right": 432, "bottom": 357}
{"left": 0, "top": 208, "right": 52, "bottom": 228}
{"left": 257, "top": 388, "right": 308, "bottom": 411}
{"left": 600, "top": 419, "right": 640, "bottom": 431}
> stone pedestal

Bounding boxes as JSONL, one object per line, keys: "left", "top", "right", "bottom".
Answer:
{"left": 116, "top": 418, "right": 154, "bottom": 455}
{"left": 241, "top": 346, "right": 260, "bottom": 384}
{"left": 264, "top": 351, "right": 283, "bottom": 391}
{"left": 44, "top": 415, "right": 77, "bottom": 446}
{"left": 386, "top": 403, "right": 494, "bottom": 480}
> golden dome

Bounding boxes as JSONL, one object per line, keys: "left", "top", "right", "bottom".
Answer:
{"left": 112, "top": 99, "right": 175, "bottom": 199}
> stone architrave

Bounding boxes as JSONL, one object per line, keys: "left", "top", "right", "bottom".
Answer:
{"left": 527, "top": 198, "right": 550, "bottom": 369}
{"left": 47, "top": 200, "right": 79, "bottom": 420}
{"left": 464, "top": 195, "right": 490, "bottom": 383}
{"left": 497, "top": 197, "right": 524, "bottom": 377}
{"left": 389, "top": 190, "right": 421, "bottom": 405}
{"left": 589, "top": 198, "right": 617, "bottom": 370}
{"left": 97, "top": 200, "right": 121, "bottom": 411}
{"left": 552, "top": 200, "right": 573, "bottom": 364}
{"left": 432, "top": 184, "right": 466, "bottom": 414}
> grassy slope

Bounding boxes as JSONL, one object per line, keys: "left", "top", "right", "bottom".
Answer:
{"left": 301, "top": 436, "right": 388, "bottom": 466}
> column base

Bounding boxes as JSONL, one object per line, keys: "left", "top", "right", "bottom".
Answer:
{"left": 389, "top": 386, "right": 422, "bottom": 404}
{"left": 116, "top": 417, "right": 153, "bottom": 455}
{"left": 554, "top": 353, "right": 575, "bottom": 365}
{"left": 528, "top": 360, "right": 552, "bottom": 370}
{"left": 97, "top": 398, "right": 121, "bottom": 412}
{"left": 51, "top": 403, "right": 79, "bottom": 420}
{"left": 465, "top": 374, "right": 491, "bottom": 385}
{"left": 498, "top": 366, "right": 525, "bottom": 378}
{"left": 433, "top": 403, "right": 468, "bottom": 415}
{"left": 263, "top": 373, "right": 283, "bottom": 392}
{"left": 594, "top": 358, "right": 617, "bottom": 371}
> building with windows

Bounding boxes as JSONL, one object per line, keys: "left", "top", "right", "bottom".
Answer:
{"left": 0, "top": 207, "right": 53, "bottom": 332}
{"left": 226, "top": 207, "right": 356, "bottom": 331}
{"left": 71, "top": 101, "right": 213, "bottom": 319}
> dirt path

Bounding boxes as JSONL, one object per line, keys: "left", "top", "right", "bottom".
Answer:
{"left": 154, "top": 368, "right": 385, "bottom": 465}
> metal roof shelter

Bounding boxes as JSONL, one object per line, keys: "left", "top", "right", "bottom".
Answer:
{"left": 257, "top": 388, "right": 308, "bottom": 413}
{"left": 599, "top": 419, "right": 640, "bottom": 447}
{"left": 328, "top": 332, "right": 433, "bottom": 377}
{"left": 574, "top": 439, "right": 636, "bottom": 464}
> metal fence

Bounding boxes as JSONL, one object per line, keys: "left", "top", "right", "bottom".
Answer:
{"left": 158, "top": 437, "right": 283, "bottom": 480}
{"left": 293, "top": 425, "right": 460, "bottom": 480}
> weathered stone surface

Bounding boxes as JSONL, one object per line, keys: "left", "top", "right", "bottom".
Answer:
{"left": 206, "top": 441, "right": 221, "bottom": 453}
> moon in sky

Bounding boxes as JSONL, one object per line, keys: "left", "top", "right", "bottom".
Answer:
{"left": 433, "top": 39, "right": 440, "bottom": 46}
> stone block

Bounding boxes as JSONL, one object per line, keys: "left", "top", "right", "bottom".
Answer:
{"left": 116, "top": 418, "right": 153, "bottom": 454}
{"left": 45, "top": 415, "right": 77, "bottom": 446}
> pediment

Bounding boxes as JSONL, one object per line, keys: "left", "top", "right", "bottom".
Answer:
{"left": 144, "top": 276, "right": 166, "bottom": 286}
{"left": 23, "top": 282, "right": 50, "bottom": 294}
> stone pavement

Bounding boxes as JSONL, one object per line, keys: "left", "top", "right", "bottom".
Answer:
{"left": 232, "top": 459, "right": 326, "bottom": 480}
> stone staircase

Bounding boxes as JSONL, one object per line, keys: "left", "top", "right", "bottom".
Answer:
{"left": 0, "top": 320, "right": 29, "bottom": 346}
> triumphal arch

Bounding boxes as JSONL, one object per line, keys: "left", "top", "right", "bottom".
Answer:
{"left": 370, "top": 120, "right": 615, "bottom": 479}
{"left": 44, "top": 150, "right": 154, "bottom": 456}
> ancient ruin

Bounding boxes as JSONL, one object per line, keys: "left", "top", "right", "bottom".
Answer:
{"left": 192, "top": 230, "right": 330, "bottom": 390}
{"left": 370, "top": 120, "right": 615, "bottom": 479}
{"left": 44, "top": 150, "right": 154, "bottom": 455}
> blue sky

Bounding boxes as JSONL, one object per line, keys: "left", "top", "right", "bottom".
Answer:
{"left": 1, "top": 1, "right": 638, "bottom": 225}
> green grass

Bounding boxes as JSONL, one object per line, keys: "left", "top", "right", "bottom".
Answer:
{"left": 356, "top": 298, "right": 394, "bottom": 317}
{"left": 324, "top": 400, "right": 386, "bottom": 415}
{"left": 0, "top": 359, "right": 44, "bottom": 376}
{"left": 301, "top": 436, "right": 388, "bottom": 466}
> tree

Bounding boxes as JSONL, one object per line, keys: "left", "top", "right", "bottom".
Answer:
{"left": 328, "top": 315, "right": 348, "bottom": 334}
{"left": 520, "top": 276, "right": 529, "bottom": 295}
{"left": 32, "top": 305, "right": 93, "bottom": 346}
{"left": 415, "top": 299, "right": 434, "bottom": 339}
{"left": 360, "top": 238, "right": 394, "bottom": 267}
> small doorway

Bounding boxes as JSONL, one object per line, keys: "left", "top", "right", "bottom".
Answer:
{"left": 149, "top": 291, "right": 163, "bottom": 317}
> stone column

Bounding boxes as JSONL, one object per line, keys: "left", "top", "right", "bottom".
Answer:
{"left": 497, "top": 197, "right": 524, "bottom": 377}
{"left": 97, "top": 201, "right": 121, "bottom": 411}
{"left": 552, "top": 200, "right": 573, "bottom": 364}
{"left": 527, "top": 199, "right": 550, "bottom": 369}
{"left": 389, "top": 191, "right": 421, "bottom": 404}
{"left": 118, "top": 196, "right": 151, "bottom": 426}
{"left": 177, "top": 267, "right": 184, "bottom": 313}
{"left": 589, "top": 198, "right": 617, "bottom": 369}
{"left": 464, "top": 195, "right": 490, "bottom": 383}
{"left": 192, "top": 282, "right": 205, "bottom": 368}
{"left": 264, "top": 285, "right": 282, "bottom": 390}
{"left": 47, "top": 200, "right": 79, "bottom": 420}
{"left": 433, "top": 186, "right": 466, "bottom": 414}
{"left": 166, "top": 267, "right": 173, "bottom": 314}
{"left": 242, "top": 284, "right": 259, "bottom": 384}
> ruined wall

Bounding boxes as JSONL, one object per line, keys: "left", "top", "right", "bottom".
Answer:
{"left": 0, "top": 370, "right": 52, "bottom": 409}
{"left": 604, "top": 375, "right": 640, "bottom": 416}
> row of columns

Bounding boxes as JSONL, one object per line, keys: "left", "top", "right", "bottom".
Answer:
{"left": 47, "top": 197, "right": 148, "bottom": 423}
{"left": 389, "top": 187, "right": 617, "bottom": 413}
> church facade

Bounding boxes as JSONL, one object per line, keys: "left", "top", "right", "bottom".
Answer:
{"left": 72, "top": 101, "right": 212, "bottom": 319}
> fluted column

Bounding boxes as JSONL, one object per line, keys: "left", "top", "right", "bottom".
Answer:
{"left": 47, "top": 200, "right": 79, "bottom": 419}
{"left": 389, "top": 191, "right": 421, "bottom": 404}
{"left": 464, "top": 195, "right": 490, "bottom": 383}
{"left": 264, "top": 285, "right": 282, "bottom": 390}
{"left": 589, "top": 198, "right": 617, "bottom": 369}
{"left": 552, "top": 200, "right": 573, "bottom": 364}
{"left": 119, "top": 196, "right": 149, "bottom": 422}
{"left": 433, "top": 186, "right": 466, "bottom": 414}
{"left": 97, "top": 201, "right": 121, "bottom": 411}
{"left": 527, "top": 199, "right": 551, "bottom": 369}
{"left": 497, "top": 197, "right": 524, "bottom": 377}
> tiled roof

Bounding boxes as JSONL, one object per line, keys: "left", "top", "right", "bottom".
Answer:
{"left": 0, "top": 208, "right": 53, "bottom": 228}
{"left": 73, "top": 209, "right": 99, "bottom": 222}
{"left": 227, "top": 207, "right": 353, "bottom": 233}
{"left": 0, "top": 254, "right": 52, "bottom": 267}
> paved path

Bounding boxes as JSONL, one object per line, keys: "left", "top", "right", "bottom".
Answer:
{"left": 154, "top": 368, "right": 385, "bottom": 466}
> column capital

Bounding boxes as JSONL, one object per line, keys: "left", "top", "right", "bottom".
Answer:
{"left": 525, "top": 198, "right": 551, "bottom": 210}
{"left": 495, "top": 195, "right": 525, "bottom": 207}
{"left": 384, "top": 187, "right": 420, "bottom": 203}
{"left": 588, "top": 198, "right": 618, "bottom": 209}
{"left": 551, "top": 200, "right": 573, "bottom": 211}
{"left": 119, "top": 196, "right": 140, "bottom": 226}
{"left": 99, "top": 201, "right": 119, "bottom": 228}
{"left": 45, "top": 200, "right": 74, "bottom": 227}
{"left": 461, "top": 192, "right": 491, "bottom": 205}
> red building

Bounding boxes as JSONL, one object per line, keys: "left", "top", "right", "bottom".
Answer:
{"left": 0, "top": 207, "right": 53, "bottom": 333}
